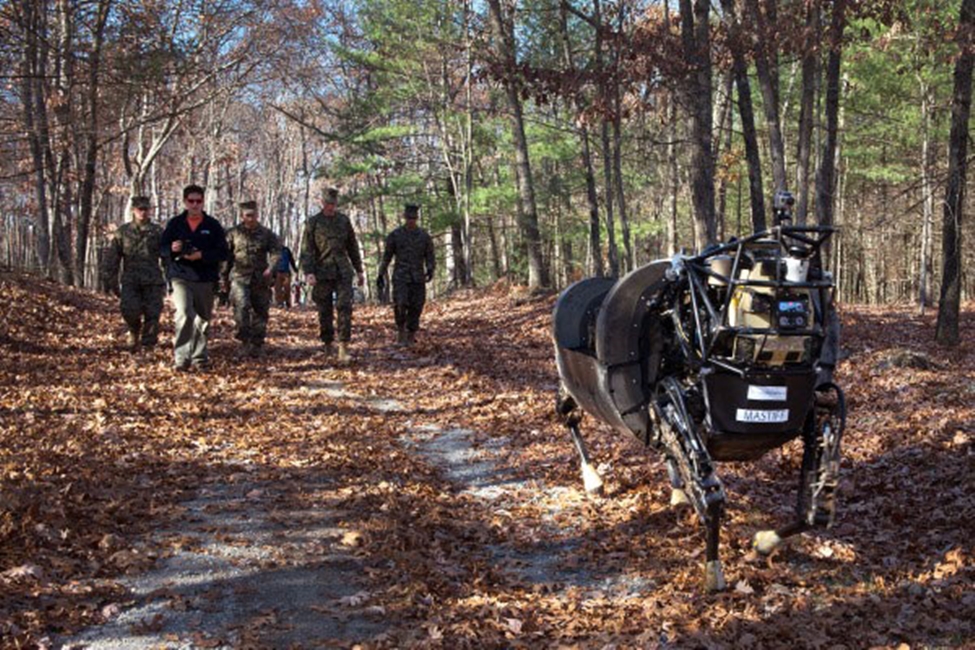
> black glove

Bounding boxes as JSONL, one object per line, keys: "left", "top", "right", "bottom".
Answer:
{"left": 376, "top": 276, "right": 386, "bottom": 292}
{"left": 425, "top": 269, "right": 434, "bottom": 282}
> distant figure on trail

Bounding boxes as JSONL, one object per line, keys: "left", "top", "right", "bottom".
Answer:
{"left": 274, "top": 245, "right": 298, "bottom": 308}
{"left": 377, "top": 204, "right": 435, "bottom": 347}
{"left": 160, "top": 184, "right": 229, "bottom": 371}
{"left": 220, "top": 200, "right": 282, "bottom": 358}
{"left": 101, "top": 196, "right": 165, "bottom": 350}
{"left": 300, "top": 187, "right": 364, "bottom": 363}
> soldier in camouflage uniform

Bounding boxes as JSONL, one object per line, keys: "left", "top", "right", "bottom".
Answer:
{"left": 220, "top": 201, "right": 282, "bottom": 357}
{"left": 377, "top": 204, "right": 435, "bottom": 347}
{"left": 300, "top": 187, "right": 364, "bottom": 362}
{"left": 101, "top": 196, "right": 166, "bottom": 349}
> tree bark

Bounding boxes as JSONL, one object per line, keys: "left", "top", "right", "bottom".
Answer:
{"left": 593, "top": 0, "right": 620, "bottom": 277}
{"left": 746, "top": 0, "right": 787, "bottom": 192}
{"left": 611, "top": 2, "right": 633, "bottom": 272}
{"left": 75, "top": 0, "right": 111, "bottom": 287}
{"left": 19, "top": 0, "right": 52, "bottom": 271}
{"left": 487, "top": 0, "right": 548, "bottom": 289}
{"left": 935, "top": 0, "right": 975, "bottom": 345}
{"left": 720, "top": 0, "right": 767, "bottom": 233}
{"left": 680, "top": 0, "right": 717, "bottom": 249}
{"left": 918, "top": 77, "right": 934, "bottom": 314}
{"left": 814, "top": 0, "right": 847, "bottom": 265}
{"left": 795, "top": 0, "right": 820, "bottom": 224}
{"left": 558, "top": 0, "right": 603, "bottom": 277}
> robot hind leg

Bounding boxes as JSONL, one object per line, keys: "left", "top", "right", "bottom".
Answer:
{"left": 557, "top": 384, "right": 603, "bottom": 495}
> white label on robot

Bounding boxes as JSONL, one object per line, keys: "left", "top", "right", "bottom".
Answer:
{"left": 747, "top": 386, "right": 787, "bottom": 401}
{"left": 736, "top": 408, "right": 789, "bottom": 423}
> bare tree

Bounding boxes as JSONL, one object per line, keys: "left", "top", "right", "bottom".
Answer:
{"left": 936, "top": 0, "right": 975, "bottom": 345}
{"left": 680, "top": 0, "right": 717, "bottom": 249}
{"left": 487, "top": 0, "right": 548, "bottom": 288}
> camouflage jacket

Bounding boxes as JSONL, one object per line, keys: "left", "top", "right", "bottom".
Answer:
{"left": 299, "top": 211, "right": 363, "bottom": 280}
{"left": 378, "top": 226, "right": 435, "bottom": 283}
{"left": 220, "top": 224, "right": 282, "bottom": 283}
{"left": 102, "top": 221, "right": 165, "bottom": 286}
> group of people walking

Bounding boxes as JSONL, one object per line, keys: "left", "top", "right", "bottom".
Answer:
{"left": 101, "top": 184, "right": 436, "bottom": 370}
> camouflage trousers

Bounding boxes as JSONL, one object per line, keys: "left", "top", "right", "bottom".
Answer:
{"left": 312, "top": 277, "right": 353, "bottom": 343}
{"left": 392, "top": 280, "right": 426, "bottom": 333}
{"left": 230, "top": 275, "right": 272, "bottom": 345}
{"left": 120, "top": 280, "right": 165, "bottom": 345}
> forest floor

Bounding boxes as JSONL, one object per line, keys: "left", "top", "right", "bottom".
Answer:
{"left": 0, "top": 271, "right": 973, "bottom": 649}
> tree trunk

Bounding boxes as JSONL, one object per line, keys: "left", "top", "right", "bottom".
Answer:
{"left": 19, "top": 0, "right": 52, "bottom": 271}
{"left": 680, "top": 0, "right": 717, "bottom": 250}
{"left": 918, "top": 76, "right": 935, "bottom": 314}
{"left": 558, "top": 0, "right": 603, "bottom": 277}
{"left": 74, "top": 0, "right": 111, "bottom": 287}
{"left": 935, "top": 0, "right": 975, "bottom": 345}
{"left": 795, "top": 0, "right": 819, "bottom": 224}
{"left": 814, "top": 0, "right": 847, "bottom": 265}
{"left": 611, "top": 1, "right": 633, "bottom": 272}
{"left": 487, "top": 0, "right": 548, "bottom": 289}
{"left": 746, "top": 0, "right": 787, "bottom": 192}
{"left": 593, "top": 0, "right": 620, "bottom": 277}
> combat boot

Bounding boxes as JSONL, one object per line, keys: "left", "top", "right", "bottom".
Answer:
{"left": 336, "top": 342, "right": 350, "bottom": 363}
{"left": 405, "top": 331, "right": 416, "bottom": 347}
{"left": 126, "top": 326, "right": 141, "bottom": 350}
{"left": 322, "top": 342, "right": 334, "bottom": 356}
{"left": 396, "top": 328, "right": 408, "bottom": 347}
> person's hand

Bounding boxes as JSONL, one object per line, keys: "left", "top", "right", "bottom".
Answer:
{"left": 263, "top": 268, "right": 272, "bottom": 278}
{"left": 171, "top": 240, "right": 183, "bottom": 253}
{"left": 183, "top": 250, "right": 202, "bottom": 261}
{"left": 425, "top": 269, "right": 434, "bottom": 283}
{"left": 357, "top": 272, "right": 365, "bottom": 287}
{"left": 305, "top": 273, "right": 317, "bottom": 287}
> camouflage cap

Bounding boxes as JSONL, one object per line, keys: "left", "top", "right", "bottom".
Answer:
{"left": 404, "top": 204, "right": 420, "bottom": 219}
{"left": 324, "top": 187, "right": 339, "bottom": 204}
{"left": 239, "top": 200, "right": 258, "bottom": 211}
{"left": 131, "top": 196, "right": 151, "bottom": 210}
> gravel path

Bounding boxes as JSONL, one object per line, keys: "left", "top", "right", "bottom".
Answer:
{"left": 60, "top": 464, "right": 386, "bottom": 649}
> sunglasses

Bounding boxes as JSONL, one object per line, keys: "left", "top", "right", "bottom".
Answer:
{"left": 185, "top": 198, "right": 204, "bottom": 204}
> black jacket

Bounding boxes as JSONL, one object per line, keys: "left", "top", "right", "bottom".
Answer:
{"left": 160, "top": 211, "right": 229, "bottom": 282}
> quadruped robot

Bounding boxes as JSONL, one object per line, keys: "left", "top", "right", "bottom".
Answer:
{"left": 553, "top": 192, "right": 845, "bottom": 590}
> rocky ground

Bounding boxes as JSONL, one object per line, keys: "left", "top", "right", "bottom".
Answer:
{"left": 0, "top": 272, "right": 973, "bottom": 648}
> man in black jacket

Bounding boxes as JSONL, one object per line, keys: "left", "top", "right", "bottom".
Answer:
{"left": 160, "top": 184, "right": 229, "bottom": 370}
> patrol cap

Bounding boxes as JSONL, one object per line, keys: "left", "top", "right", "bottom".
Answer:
{"left": 324, "top": 188, "right": 339, "bottom": 204}
{"left": 131, "top": 196, "right": 151, "bottom": 210}
{"left": 239, "top": 200, "right": 258, "bottom": 211}
{"left": 404, "top": 204, "right": 420, "bottom": 219}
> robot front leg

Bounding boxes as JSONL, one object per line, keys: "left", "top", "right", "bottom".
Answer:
{"left": 654, "top": 404, "right": 727, "bottom": 590}
{"left": 754, "top": 383, "right": 845, "bottom": 555}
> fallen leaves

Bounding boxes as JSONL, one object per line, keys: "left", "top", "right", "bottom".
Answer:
{"left": 1, "top": 274, "right": 974, "bottom": 647}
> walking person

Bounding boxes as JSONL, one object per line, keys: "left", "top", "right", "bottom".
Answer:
{"left": 274, "top": 245, "right": 298, "bottom": 308}
{"left": 377, "top": 204, "right": 435, "bottom": 347}
{"left": 101, "top": 196, "right": 166, "bottom": 350}
{"left": 300, "top": 187, "right": 364, "bottom": 362}
{"left": 160, "top": 184, "right": 229, "bottom": 371}
{"left": 220, "top": 200, "right": 282, "bottom": 358}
